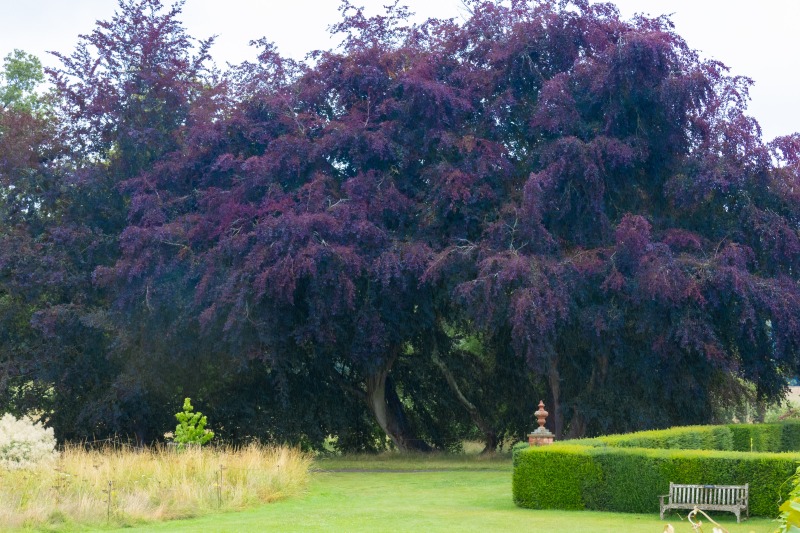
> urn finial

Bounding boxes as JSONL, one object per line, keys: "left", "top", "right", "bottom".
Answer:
{"left": 534, "top": 400, "right": 548, "bottom": 430}
{"left": 528, "top": 400, "right": 554, "bottom": 446}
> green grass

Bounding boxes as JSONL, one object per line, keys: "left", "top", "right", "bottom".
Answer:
{"left": 81, "top": 454, "right": 776, "bottom": 533}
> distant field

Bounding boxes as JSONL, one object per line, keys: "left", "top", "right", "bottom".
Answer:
{"left": 787, "top": 386, "right": 800, "bottom": 404}
{"left": 97, "top": 456, "right": 774, "bottom": 533}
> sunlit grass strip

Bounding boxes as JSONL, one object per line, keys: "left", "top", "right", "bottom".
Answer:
{"left": 315, "top": 448, "right": 513, "bottom": 472}
{"left": 0, "top": 443, "right": 311, "bottom": 530}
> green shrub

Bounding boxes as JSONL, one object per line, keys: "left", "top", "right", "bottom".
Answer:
{"left": 729, "top": 424, "right": 753, "bottom": 451}
{"left": 514, "top": 444, "right": 797, "bottom": 516}
{"left": 171, "top": 398, "right": 214, "bottom": 448}
{"left": 590, "top": 422, "right": 800, "bottom": 453}
{"left": 511, "top": 441, "right": 529, "bottom": 467}
{"left": 781, "top": 423, "right": 800, "bottom": 452}
{"left": 513, "top": 422, "right": 800, "bottom": 517}
{"left": 513, "top": 445, "right": 602, "bottom": 510}
{"left": 591, "top": 448, "right": 668, "bottom": 513}
{"left": 597, "top": 425, "right": 733, "bottom": 451}
{"left": 728, "top": 423, "right": 788, "bottom": 452}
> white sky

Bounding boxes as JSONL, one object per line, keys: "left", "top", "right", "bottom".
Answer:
{"left": 0, "top": 0, "right": 798, "bottom": 140}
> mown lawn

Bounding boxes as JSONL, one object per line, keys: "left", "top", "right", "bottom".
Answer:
{"left": 86, "top": 454, "right": 776, "bottom": 533}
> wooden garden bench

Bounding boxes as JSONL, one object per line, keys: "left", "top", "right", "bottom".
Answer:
{"left": 659, "top": 482, "right": 749, "bottom": 522}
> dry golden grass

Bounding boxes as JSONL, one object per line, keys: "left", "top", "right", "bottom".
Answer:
{"left": 0, "top": 443, "right": 311, "bottom": 530}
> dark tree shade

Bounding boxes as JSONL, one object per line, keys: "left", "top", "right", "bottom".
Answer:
{"left": 2, "top": 0, "right": 218, "bottom": 442}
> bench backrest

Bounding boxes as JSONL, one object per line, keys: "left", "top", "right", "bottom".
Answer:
{"left": 669, "top": 483, "right": 748, "bottom": 506}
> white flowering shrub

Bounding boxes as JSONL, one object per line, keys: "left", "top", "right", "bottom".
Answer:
{"left": 0, "top": 413, "right": 57, "bottom": 470}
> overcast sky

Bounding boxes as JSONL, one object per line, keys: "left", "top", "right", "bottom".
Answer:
{"left": 1, "top": 0, "right": 798, "bottom": 140}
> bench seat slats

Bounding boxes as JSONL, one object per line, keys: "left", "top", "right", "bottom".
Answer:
{"left": 659, "top": 482, "right": 749, "bottom": 523}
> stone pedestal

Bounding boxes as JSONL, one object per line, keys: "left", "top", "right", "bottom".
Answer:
{"left": 528, "top": 400, "right": 555, "bottom": 446}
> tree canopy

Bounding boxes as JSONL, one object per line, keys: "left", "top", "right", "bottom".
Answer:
{"left": 1, "top": 0, "right": 799, "bottom": 450}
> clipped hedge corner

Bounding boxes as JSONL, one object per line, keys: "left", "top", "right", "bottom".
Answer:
{"left": 513, "top": 422, "right": 800, "bottom": 517}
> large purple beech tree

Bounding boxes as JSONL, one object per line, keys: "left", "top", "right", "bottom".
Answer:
{"left": 109, "top": 0, "right": 800, "bottom": 446}
{"left": 3, "top": 0, "right": 799, "bottom": 446}
{"left": 109, "top": 3, "right": 515, "bottom": 450}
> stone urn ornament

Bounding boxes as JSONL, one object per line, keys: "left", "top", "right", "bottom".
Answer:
{"left": 528, "top": 400, "right": 555, "bottom": 446}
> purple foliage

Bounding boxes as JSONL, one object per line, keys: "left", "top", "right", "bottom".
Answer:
{"left": 109, "top": 0, "right": 800, "bottom": 439}
{"left": 3, "top": 0, "right": 799, "bottom": 443}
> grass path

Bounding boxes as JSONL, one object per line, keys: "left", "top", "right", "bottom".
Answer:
{"left": 97, "top": 464, "right": 776, "bottom": 533}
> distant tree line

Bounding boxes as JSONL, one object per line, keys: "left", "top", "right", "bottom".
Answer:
{"left": 1, "top": 0, "right": 799, "bottom": 451}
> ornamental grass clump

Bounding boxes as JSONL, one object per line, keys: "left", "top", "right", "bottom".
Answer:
{"left": 0, "top": 442, "right": 311, "bottom": 530}
{"left": 0, "top": 413, "right": 57, "bottom": 470}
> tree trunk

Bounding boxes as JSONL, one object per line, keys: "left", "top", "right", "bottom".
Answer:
{"left": 548, "top": 360, "right": 563, "bottom": 439}
{"left": 566, "top": 353, "right": 607, "bottom": 439}
{"left": 566, "top": 412, "right": 586, "bottom": 439}
{"left": 364, "top": 351, "right": 430, "bottom": 452}
{"left": 432, "top": 353, "right": 497, "bottom": 454}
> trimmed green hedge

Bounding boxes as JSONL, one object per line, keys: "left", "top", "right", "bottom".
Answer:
{"left": 590, "top": 422, "right": 800, "bottom": 453}
{"left": 514, "top": 445, "right": 603, "bottom": 510}
{"left": 513, "top": 422, "right": 800, "bottom": 517}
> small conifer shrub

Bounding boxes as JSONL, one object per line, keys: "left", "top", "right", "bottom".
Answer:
{"left": 172, "top": 398, "right": 214, "bottom": 448}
